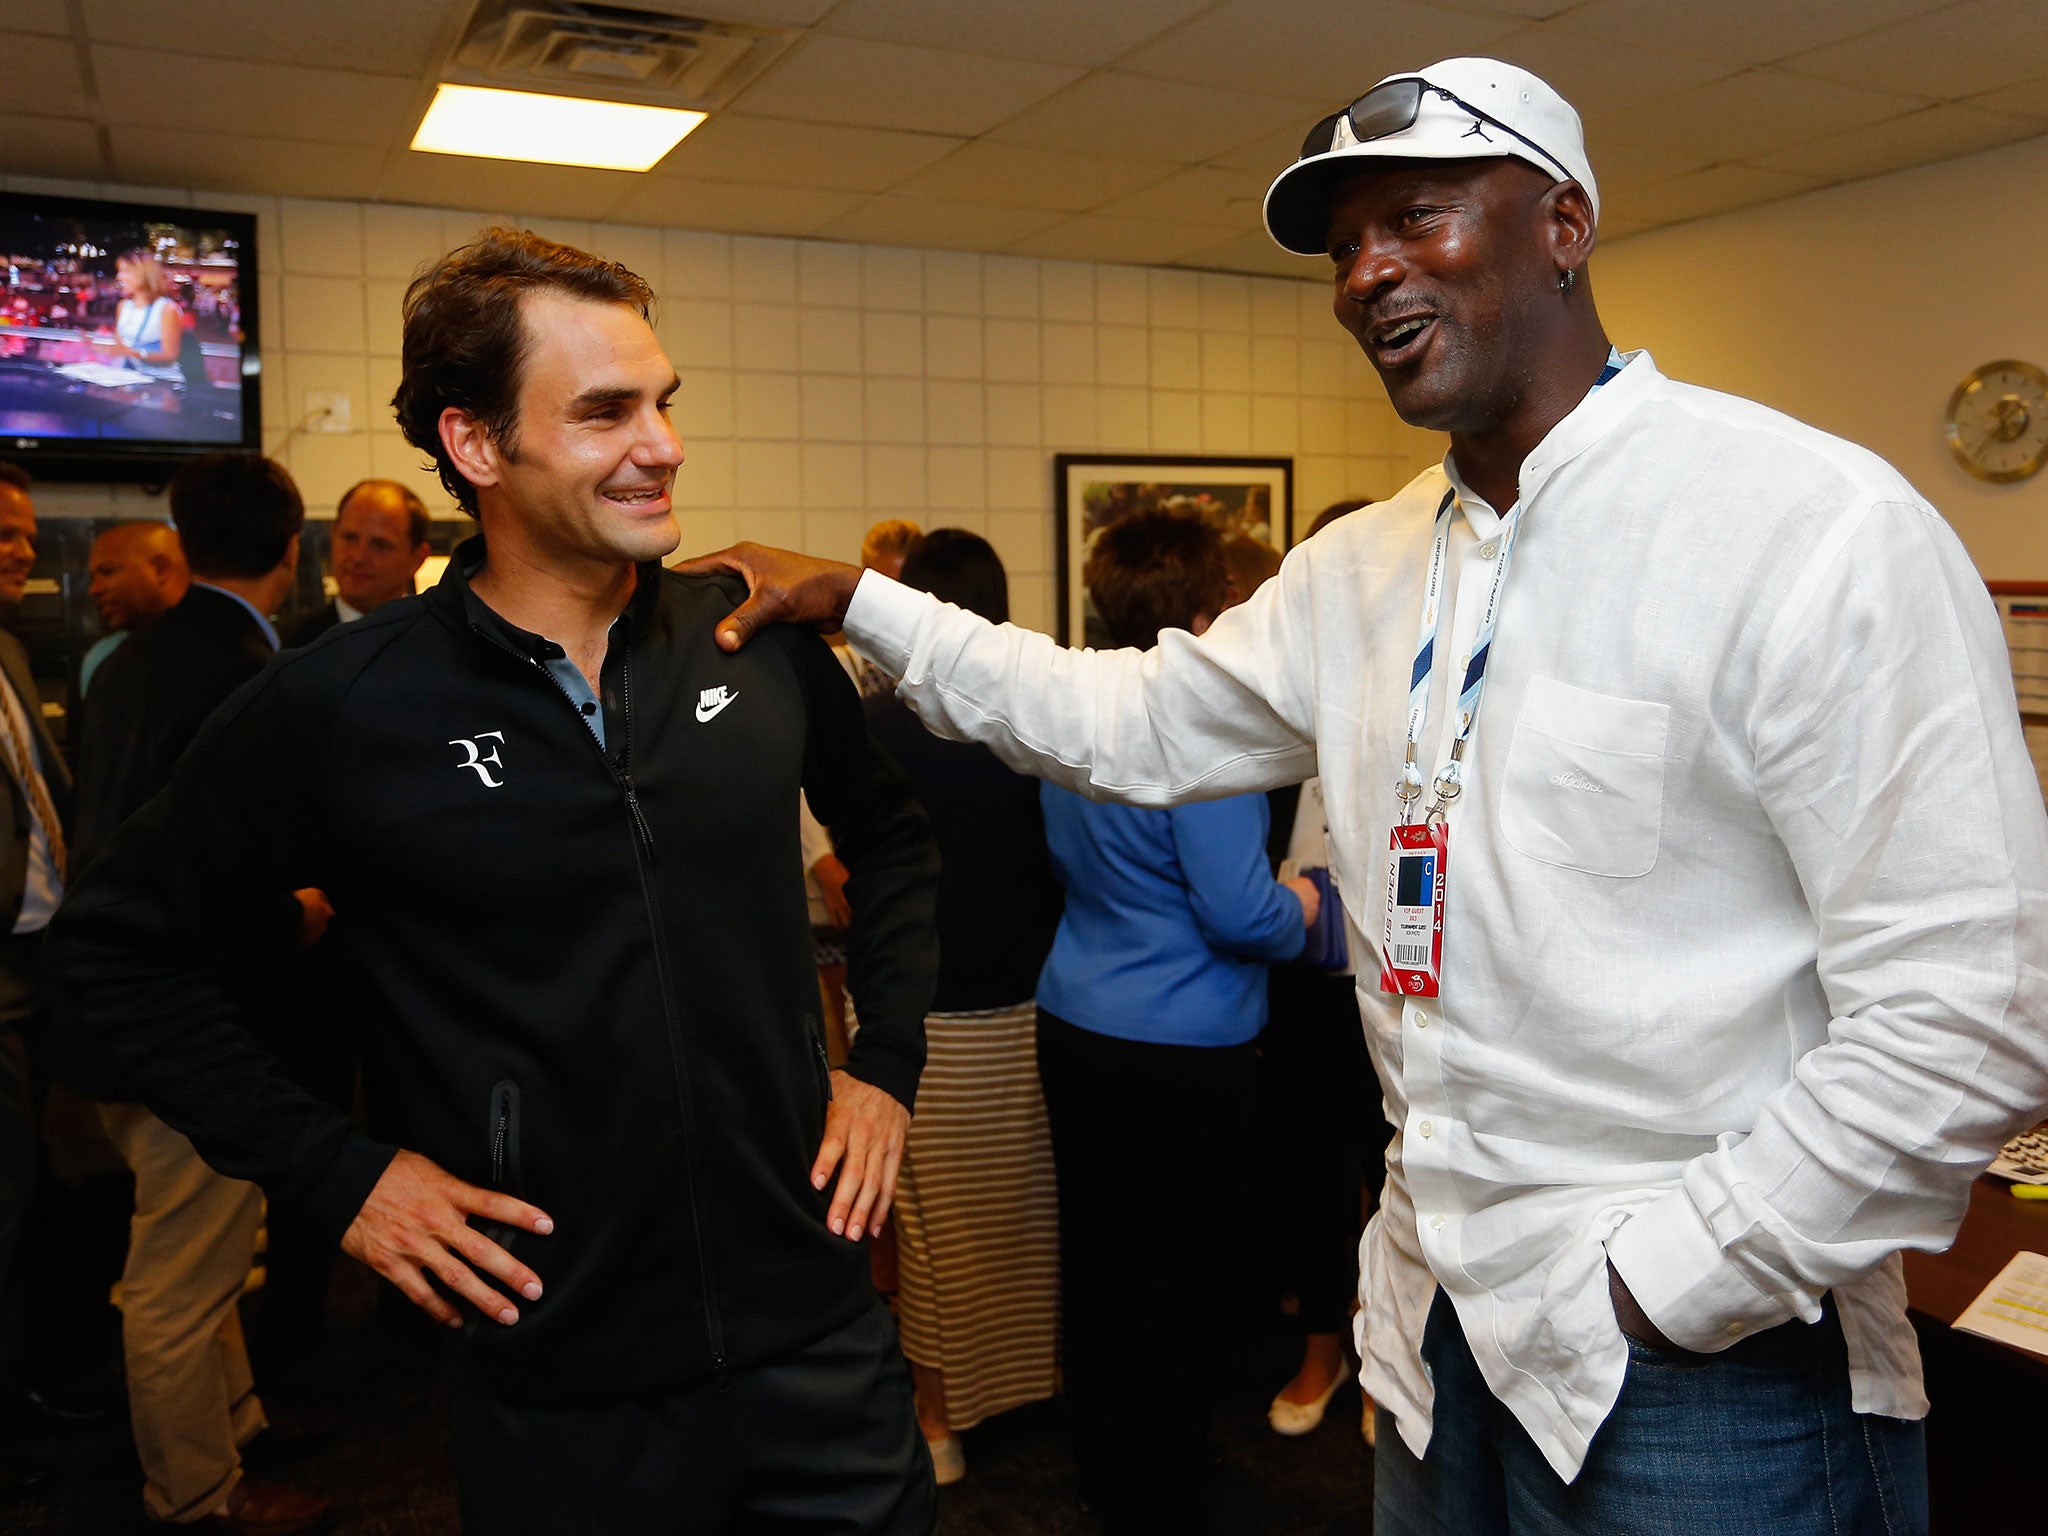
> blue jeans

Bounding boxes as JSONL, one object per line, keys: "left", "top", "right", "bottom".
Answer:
{"left": 1374, "top": 1289, "right": 1928, "bottom": 1536}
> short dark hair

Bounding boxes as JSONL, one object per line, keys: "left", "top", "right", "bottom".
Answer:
{"left": 1084, "top": 507, "right": 1227, "bottom": 649}
{"left": 899, "top": 528, "right": 1007, "bottom": 624}
{"left": 337, "top": 478, "right": 431, "bottom": 547}
{"left": 168, "top": 454, "right": 305, "bottom": 579}
{"left": 392, "top": 227, "right": 656, "bottom": 514}
{"left": 0, "top": 461, "right": 29, "bottom": 494}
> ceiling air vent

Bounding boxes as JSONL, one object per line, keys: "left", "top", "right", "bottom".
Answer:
{"left": 449, "top": 1, "right": 798, "bottom": 110}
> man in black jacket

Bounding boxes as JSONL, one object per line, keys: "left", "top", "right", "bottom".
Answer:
{"left": 70, "top": 453, "right": 333, "bottom": 1535}
{"left": 56, "top": 230, "right": 941, "bottom": 1534}
{"left": 0, "top": 462, "right": 70, "bottom": 1500}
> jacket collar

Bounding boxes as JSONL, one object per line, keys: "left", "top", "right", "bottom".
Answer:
{"left": 430, "top": 534, "right": 663, "bottom": 657}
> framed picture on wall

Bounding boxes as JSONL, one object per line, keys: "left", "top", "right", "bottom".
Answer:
{"left": 1053, "top": 454, "right": 1294, "bottom": 647}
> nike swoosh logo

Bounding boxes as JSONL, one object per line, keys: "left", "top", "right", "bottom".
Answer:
{"left": 695, "top": 692, "right": 737, "bottom": 723}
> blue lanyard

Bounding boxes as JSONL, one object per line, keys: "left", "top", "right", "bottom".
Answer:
{"left": 1396, "top": 348, "right": 1627, "bottom": 824}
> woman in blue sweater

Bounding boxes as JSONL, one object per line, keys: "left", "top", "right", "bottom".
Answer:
{"left": 1036, "top": 507, "right": 1317, "bottom": 1536}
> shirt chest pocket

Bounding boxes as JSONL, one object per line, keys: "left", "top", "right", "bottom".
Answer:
{"left": 1498, "top": 676, "right": 1668, "bottom": 879}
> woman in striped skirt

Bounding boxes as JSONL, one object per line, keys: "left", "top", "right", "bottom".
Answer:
{"left": 864, "top": 530, "right": 1065, "bottom": 1486}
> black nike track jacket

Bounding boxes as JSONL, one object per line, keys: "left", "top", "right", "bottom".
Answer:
{"left": 53, "top": 541, "right": 939, "bottom": 1404}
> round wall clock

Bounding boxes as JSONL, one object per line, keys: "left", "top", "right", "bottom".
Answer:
{"left": 1946, "top": 359, "right": 2048, "bottom": 483}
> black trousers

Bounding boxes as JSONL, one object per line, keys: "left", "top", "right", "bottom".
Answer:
{"left": 1036, "top": 1009, "right": 1256, "bottom": 1536}
{"left": 450, "top": 1298, "right": 934, "bottom": 1535}
{"left": 0, "top": 932, "right": 43, "bottom": 1411}
{"left": 1262, "top": 968, "right": 1391, "bottom": 1334}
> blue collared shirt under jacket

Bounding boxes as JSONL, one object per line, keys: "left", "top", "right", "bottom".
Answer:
{"left": 1036, "top": 782, "right": 1305, "bottom": 1047}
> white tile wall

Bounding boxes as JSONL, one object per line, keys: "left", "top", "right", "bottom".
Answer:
{"left": 2, "top": 177, "right": 1443, "bottom": 634}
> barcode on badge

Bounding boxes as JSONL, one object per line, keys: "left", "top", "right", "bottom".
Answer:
{"left": 1393, "top": 944, "right": 1429, "bottom": 966}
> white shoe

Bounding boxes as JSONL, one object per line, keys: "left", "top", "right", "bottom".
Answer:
{"left": 1361, "top": 1398, "right": 1378, "bottom": 1448}
{"left": 1267, "top": 1368, "right": 1347, "bottom": 1436}
{"left": 927, "top": 1434, "right": 966, "bottom": 1486}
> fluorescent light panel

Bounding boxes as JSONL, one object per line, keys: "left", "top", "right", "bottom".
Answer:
{"left": 411, "top": 84, "right": 705, "bottom": 172}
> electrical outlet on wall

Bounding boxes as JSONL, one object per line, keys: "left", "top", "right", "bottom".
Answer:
{"left": 305, "top": 391, "right": 353, "bottom": 432}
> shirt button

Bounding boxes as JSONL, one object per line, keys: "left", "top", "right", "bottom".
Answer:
{"left": 1430, "top": 1215, "right": 1446, "bottom": 1232}
{"left": 1478, "top": 541, "right": 1498, "bottom": 559}
{"left": 1419, "top": 1120, "right": 1435, "bottom": 1138}
{"left": 1414, "top": 1011, "right": 1431, "bottom": 1029}
{"left": 581, "top": 702, "right": 596, "bottom": 715}
{"left": 1725, "top": 1321, "right": 1744, "bottom": 1338}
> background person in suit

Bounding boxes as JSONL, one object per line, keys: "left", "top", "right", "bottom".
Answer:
{"left": 79, "top": 521, "right": 189, "bottom": 698}
{"left": 0, "top": 462, "right": 70, "bottom": 1500}
{"left": 67, "top": 453, "right": 331, "bottom": 1535}
{"left": 279, "top": 479, "right": 431, "bottom": 649}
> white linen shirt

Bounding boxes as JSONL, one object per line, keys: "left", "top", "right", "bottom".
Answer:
{"left": 844, "top": 351, "right": 2048, "bottom": 1481}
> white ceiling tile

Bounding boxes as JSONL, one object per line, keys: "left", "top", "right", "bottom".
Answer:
{"left": 105, "top": 125, "right": 387, "bottom": 201}
{"left": 1, "top": 32, "right": 90, "bottom": 117}
{"left": 1585, "top": 69, "right": 1926, "bottom": 173}
{"left": 601, "top": 177, "right": 866, "bottom": 236}
{"left": 374, "top": 154, "right": 645, "bottom": 222}
{"left": 1969, "top": 75, "right": 2048, "bottom": 121}
{"left": 1120, "top": 0, "right": 1522, "bottom": 102}
{"left": 1206, "top": 124, "right": 1325, "bottom": 176}
{"left": 815, "top": 197, "right": 1064, "bottom": 251}
{"left": 90, "top": 45, "right": 423, "bottom": 147}
{"left": 79, "top": 0, "right": 445, "bottom": 75}
{"left": 989, "top": 72, "right": 1319, "bottom": 163}
{"left": 1550, "top": 0, "right": 1953, "bottom": 68}
{"left": 734, "top": 35, "right": 1082, "bottom": 136}
{"left": 1779, "top": 0, "right": 2048, "bottom": 100}
{"left": 1605, "top": 163, "right": 1820, "bottom": 229}
{"left": 1005, "top": 214, "right": 1239, "bottom": 265}
{"left": 9, "top": 1, "right": 71, "bottom": 36}
{"left": 1092, "top": 164, "right": 1270, "bottom": 226}
{"left": 1168, "top": 232, "right": 1323, "bottom": 280}
{"left": 819, "top": 0, "right": 1215, "bottom": 68}
{"left": 893, "top": 142, "right": 1180, "bottom": 213}
{"left": 1485, "top": 23, "right": 1738, "bottom": 114}
{"left": 1744, "top": 103, "right": 2045, "bottom": 182}
{"left": 1427, "top": 0, "right": 1583, "bottom": 16}
{"left": 653, "top": 113, "right": 963, "bottom": 192}
{"left": 0, "top": 115, "right": 106, "bottom": 181}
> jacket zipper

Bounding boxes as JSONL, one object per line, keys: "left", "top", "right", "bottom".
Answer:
{"left": 469, "top": 617, "right": 731, "bottom": 1389}
{"left": 807, "top": 1012, "right": 833, "bottom": 1112}
{"left": 491, "top": 1082, "right": 514, "bottom": 1188}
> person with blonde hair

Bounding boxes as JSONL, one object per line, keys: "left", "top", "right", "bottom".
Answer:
{"left": 859, "top": 520, "right": 922, "bottom": 580}
{"left": 99, "top": 251, "right": 188, "bottom": 385}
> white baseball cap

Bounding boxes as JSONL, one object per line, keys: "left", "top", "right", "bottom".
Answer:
{"left": 1263, "top": 57, "right": 1598, "bottom": 256}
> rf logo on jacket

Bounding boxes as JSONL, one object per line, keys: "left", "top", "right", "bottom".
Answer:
{"left": 450, "top": 731, "right": 507, "bottom": 788}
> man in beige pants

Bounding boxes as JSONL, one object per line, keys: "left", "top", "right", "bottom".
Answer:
{"left": 69, "top": 454, "right": 329, "bottom": 1534}
{"left": 95, "top": 1105, "right": 269, "bottom": 1524}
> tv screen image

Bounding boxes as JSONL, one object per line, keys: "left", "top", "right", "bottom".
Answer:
{"left": 0, "top": 193, "right": 258, "bottom": 465}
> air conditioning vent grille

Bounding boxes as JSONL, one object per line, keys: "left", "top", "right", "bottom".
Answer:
{"left": 451, "top": 2, "right": 795, "bottom": 110}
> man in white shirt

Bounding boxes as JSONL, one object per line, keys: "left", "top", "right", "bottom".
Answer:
{"left": 683, "top": 55, "right": 2048, "bottom": 1536}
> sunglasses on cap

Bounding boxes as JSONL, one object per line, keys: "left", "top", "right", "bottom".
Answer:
{"left": 1297, "top": 76, "right": 1572, "bottom": 183}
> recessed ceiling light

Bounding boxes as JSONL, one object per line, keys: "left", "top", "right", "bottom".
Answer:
{"left": 410, "top": 83, "right": 705, "bottom": 172}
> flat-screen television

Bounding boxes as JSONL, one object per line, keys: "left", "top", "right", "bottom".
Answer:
{"left": 0, "top": 190, "right": 260, "bottom": 480}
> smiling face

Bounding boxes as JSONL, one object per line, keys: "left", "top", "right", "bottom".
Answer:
{"left": 1324, "top": 158, "right": 1568, "bottom": 436}
{"left": 332, "top": 485, "right": 428, "bottom": 612}
{"left": 0, "top": 485, "right": 35, "bottom": 611}
{"left": 469, "top": 291, "right": 685, "bottom": 571}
